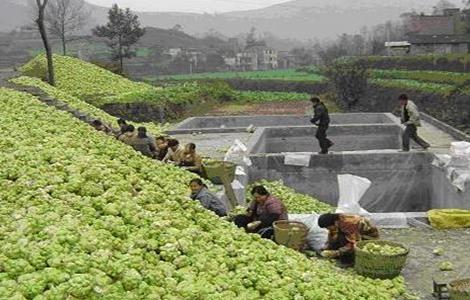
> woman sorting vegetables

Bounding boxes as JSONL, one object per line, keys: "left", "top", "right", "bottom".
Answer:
{"left": 234, "top": 185, "right": 288, "bottom": 239}
{"left": 318, "top": 213, "right": 379, "bottom": 266}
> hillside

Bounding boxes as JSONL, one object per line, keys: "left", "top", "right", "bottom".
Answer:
{"left": 137, "top": 27, "right": 229, "bottom": 50}
{"left": 0, "top": 0, "right": 463, "bottom": 40}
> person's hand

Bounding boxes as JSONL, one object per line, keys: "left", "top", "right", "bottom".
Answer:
{"left": 320, "top": 250, "right": 340, "bottom": 259}
{"left": 247, "top": 221, "right": 262, "bottom": 231}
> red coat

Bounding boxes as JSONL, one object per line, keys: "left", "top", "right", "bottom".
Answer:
{"left": 249, "top": 195, "right": 288, "bottom": 220}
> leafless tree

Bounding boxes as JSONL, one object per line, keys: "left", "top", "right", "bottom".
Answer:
{"left": 34, "top": 0, "right": 55, "bottom": 86}
{"left": 46, "top": 0, "right": 90, "bottom": 55}
{"left": 433, "top": 0, "right": 457, "bottom": 15}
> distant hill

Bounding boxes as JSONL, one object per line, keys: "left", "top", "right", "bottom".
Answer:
{"left": 0, "top": 0, "right": 30, "bottom": 32}
{"left": 134, "top": 0, "right": 464, "bottom": 40}
{"left": 138, "top": 27, "right": 209, "bottom": 49}
{"left": 0, "top": 0, "right": 464, "bottom": 40}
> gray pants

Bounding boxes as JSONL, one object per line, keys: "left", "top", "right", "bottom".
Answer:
{"left": 402, "top": 124, "right": 430, "bottom": 151}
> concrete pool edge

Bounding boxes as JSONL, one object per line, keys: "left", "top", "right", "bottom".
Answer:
{"left": 170, "top": 112, "right": 398, "bottom": 134}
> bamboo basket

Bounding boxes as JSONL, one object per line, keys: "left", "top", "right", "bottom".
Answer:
{"left": 354, "top": 240, "right": 409, "bottom": 279}
{"left": 202, "top": 160, "right": 236, "bottom": 184}
{"left": 273, "top": 220, "right": 308, "bottom": 251}
{"left": 449, "top": 278, "right": 470, "bottom": 300}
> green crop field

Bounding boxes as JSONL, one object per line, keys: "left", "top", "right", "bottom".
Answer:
{"left": 370, "top": 78, "right": 457, "bottom": 95}
{"left": 372, "top": 69, "right": 470, "bottom": 86}
{"left": 235, "top": 91, "right": 311, "bottom": 103}
{"left": 150, "top": 69, "right": 325, "bottom": 82}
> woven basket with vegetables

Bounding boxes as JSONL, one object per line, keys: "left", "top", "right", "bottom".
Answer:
{"left": 273, "top": 220, "right": 308, "bottom": 251}
{"left": 354, "top": 240, "right": 409, "bottom": 279}
{"left": 449, "top": 278, "right": 470, "bottom": 300}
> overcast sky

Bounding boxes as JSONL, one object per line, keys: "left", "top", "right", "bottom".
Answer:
{"left": 86, "top": 0, "right": 290, "bottom": 13}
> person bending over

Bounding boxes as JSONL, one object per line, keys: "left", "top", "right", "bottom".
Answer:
{"left": 318, "top": 213, "right": 379, "bottom": 266}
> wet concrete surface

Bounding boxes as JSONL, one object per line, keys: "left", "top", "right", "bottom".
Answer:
{"left": 382, "top": 228, "right": 470, "bottom": 299}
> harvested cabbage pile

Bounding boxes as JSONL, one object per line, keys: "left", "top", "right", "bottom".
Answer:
{"left": 362, "top": 243, "right": 407, "bottom": 256}
{"left": 0, "top": 88, "right": 406, "bottom": 299}
{"left": 247, "top": 180, "right": 334, "bottom": 214}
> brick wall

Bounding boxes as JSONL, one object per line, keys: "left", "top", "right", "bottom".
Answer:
{"left": 407, "top": 16, "right": 455, "bottom": 35}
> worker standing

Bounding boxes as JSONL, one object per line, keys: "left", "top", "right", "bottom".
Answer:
{"left": 398, "top": 94, "right": 430, "bottom": 152}
{"left": 310, "top": 97, "right": 333, "bottom": 154}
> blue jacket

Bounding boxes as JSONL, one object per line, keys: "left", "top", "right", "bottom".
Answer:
{"left": 191, "top": 187, "right": 227, "bottom": 217}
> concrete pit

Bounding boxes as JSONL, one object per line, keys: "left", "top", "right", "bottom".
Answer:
{"left": 171, "top": 113, "right": 470, "bottom": 213}
{"left": 247, "top": 125, "right": 402, "bottom": 153}
{"left": 170, "top": 113, "right": 396, "bottom": 134}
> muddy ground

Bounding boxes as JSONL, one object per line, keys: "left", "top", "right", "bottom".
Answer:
{"left": 382, "top": 228, "right": 470, "bottom": 299}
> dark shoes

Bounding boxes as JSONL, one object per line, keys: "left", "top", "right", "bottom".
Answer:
{"left": 318, "top": 141, "right": 334, "bottom": 154}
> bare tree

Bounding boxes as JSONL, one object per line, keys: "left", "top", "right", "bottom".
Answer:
{"left": 46, "top": 0, "right": 90, "bottom": 55}
{"left": 35, "top": 0, "right": 55, "bottom": 86}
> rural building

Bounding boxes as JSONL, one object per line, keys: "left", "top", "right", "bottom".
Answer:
{"left": 405, "top": 9, "right": 458, "bottom": 36}
{"left": 388, "top": 8, "right": 470, "bottom": 55}
{"left": 384, "top": 41, "right": 411, "bottom": 56}
{"left": 232, "top": 42, "right": 278, "bottom": 71}
{"left": 165, "top": 48, "right": 183, "bottom": 58}
{"left": 407, "top": 34, "right": 470, "bottom": 54}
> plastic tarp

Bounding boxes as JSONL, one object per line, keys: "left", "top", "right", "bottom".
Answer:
{"left": 288, "top": 214, "right": 328, "bottom": 252}
{"left": 428, "top": 209, "right": 470, "bottom": 229}
{"left": 224, "top": 139, "right": 249, "bottom": 166}
{"left": 432, "top": 144, "right": 470, "bottom": 192}
{"left": 284, "top": 153, "right": 311, "bottom": 167}
{"left": 336, "top": 174, "right": 370, "bottom": 215}
{"left": 450, "top": 141, "right": 470, "bottom": 156}
{"left": 367, "top": 213, "right": 408, "bottom": 229}
{"left": 221, "top": 140, "right": 252, "bottom": 205}
{"left": 216, "top": 180, "right": 246, "bottom": 208}
{"left": 432, "top": 154, "right": 451, "bottom": 168}
{"left": 449, "top": 141, "right": 470, "bottom": 168}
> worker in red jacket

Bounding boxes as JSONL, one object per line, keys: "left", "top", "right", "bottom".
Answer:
{"left": 234, "top": 185, "right": 288, "bottom": 239}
